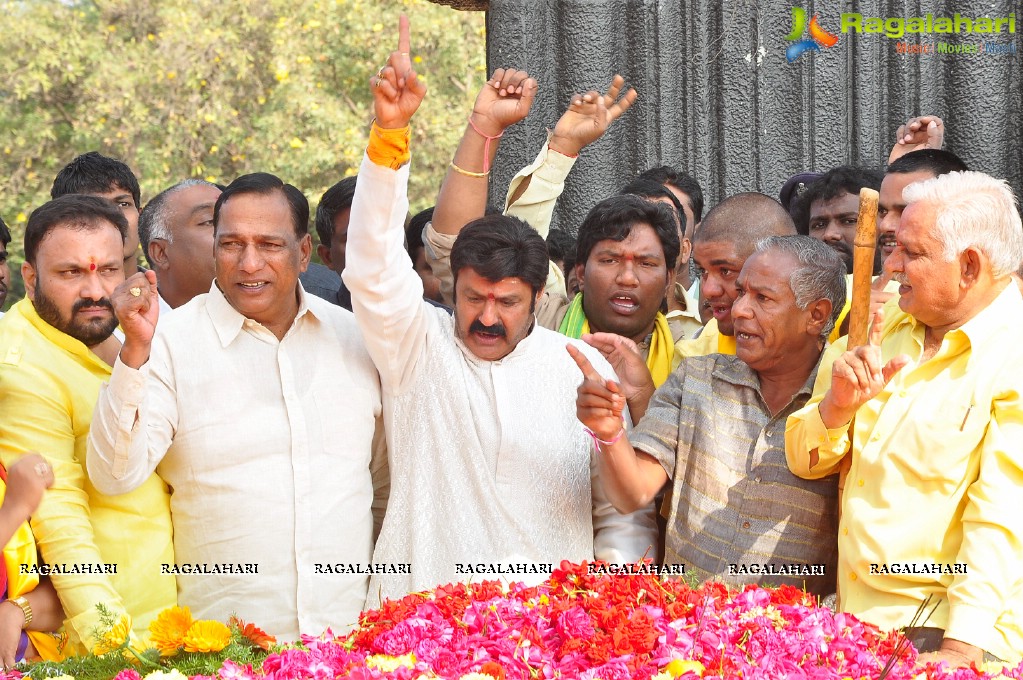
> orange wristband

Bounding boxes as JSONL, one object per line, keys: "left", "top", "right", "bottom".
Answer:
{"left": 367, "top": 122, "right": 411, "bottom": 169}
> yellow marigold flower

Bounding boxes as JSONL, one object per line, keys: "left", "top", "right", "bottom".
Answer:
{"left": 665, "top": 659, "right": 705, "bottom": 678}
{"left": 93, "top": 616, "right": 131, "bottom": 656}
{"left": 182, "top": 620, "right": 232, "bottom": 653}
{"left": 366, "top": 653, "right": 416, "bottom": 672}
{"left": 149, "top": 606, "right": 193, "bottom": 656}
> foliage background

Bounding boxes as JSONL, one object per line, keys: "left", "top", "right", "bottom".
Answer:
{"left": 0, "top": 0, "right": 486, "bottom": 306}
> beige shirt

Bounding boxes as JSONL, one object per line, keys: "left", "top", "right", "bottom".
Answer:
{"left": 87, "top": 283, "right": 387, "bottom": 641}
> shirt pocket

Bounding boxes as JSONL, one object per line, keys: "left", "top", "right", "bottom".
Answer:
{"left": 888, "top": 395, "right": 987, "bottom": 486}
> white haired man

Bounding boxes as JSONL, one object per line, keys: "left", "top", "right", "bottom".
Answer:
{"left": 786, "top": 171, "right": 1023, "bottom": 666}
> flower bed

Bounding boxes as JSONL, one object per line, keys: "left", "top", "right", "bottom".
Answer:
{"left": 14, "top": 561, "right": 1023, "bottom": 680}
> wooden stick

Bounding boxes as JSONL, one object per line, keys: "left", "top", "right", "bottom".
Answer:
{"left": 848, "top": 187, "right": 880, "bottom": 347}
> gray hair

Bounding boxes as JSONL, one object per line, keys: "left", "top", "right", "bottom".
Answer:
{"left": 138, "top": 179, "right": 217, "bottom": 267}
{"left": 753, "top": 235, "right": 847, "bottom": 340}
{"left": 902, "top": 171, "right": 1023, "bottom": 277}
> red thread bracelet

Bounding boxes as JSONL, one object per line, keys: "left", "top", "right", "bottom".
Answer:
{"left": 467, "top": 114, "right": 504, "bottom": 173}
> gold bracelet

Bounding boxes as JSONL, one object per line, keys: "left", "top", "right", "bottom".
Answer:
{"left": 449, "top": 161, "right": 489, "bottom": 179}
{"left": 7, "top": 596, "right": 32, "bottom": 628}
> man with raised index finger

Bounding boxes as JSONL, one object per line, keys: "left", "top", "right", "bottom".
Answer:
{"left": 786, "top": 171, "right": 1023, "bottom": 666}
{"left": 343, "top": 16, "right": 655, "bottom": 605}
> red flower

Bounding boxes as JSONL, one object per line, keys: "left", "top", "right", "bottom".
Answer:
{"left": 480, "top": 660, "right": 506, "bottom": 680}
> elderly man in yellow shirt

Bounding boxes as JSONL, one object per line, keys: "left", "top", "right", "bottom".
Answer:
{"left": 0, "top": 195, "right": 175, "bottom": 653}
{"left": 785, "top": 170, "right": 1023, "bottom": 666}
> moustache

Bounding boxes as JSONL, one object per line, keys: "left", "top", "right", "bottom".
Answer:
{"left": 469, "top": 319, "right": 506, "bottom": 338}
{"left": 891, "top": 272, "right": 909, "bottom": 286}
{"left": 72, "top": 297, "right": 114, "bottom": 314}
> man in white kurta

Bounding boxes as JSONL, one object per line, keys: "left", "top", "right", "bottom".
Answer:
{"left": 87, "top": 175, "right": 387, "bottom": 641}
{"left": 344, "top": 67, "right": 656, "bottom": 603}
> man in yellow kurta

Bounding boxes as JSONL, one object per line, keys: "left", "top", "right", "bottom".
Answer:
{"left": 0, "top": 195, "right": 175, "bottom": 653}
{"left": 785, "top": 171, "right": 1023, "bottom": 666}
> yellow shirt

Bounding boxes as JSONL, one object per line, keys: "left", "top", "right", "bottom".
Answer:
{"left": 672, "top": 317, "right": 736, "bottom": 368}
{"left": 785, "top": 287, "right": 1023, "bottom": 662}
{"left": 0, "top": 300, "right": 176, "bottom": 653}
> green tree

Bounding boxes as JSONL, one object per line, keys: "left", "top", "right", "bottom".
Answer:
{"left": 0, "top": 0, "right": 486, "bottom": 306}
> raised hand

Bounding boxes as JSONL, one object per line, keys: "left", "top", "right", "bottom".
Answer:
{"left": 581, "top": 332, "right": 655, "bottom": 418}
{"left": 371, "top": 14, "right": 427, "bottom": 129}
{"left": 549, "top": 75, "right": 638, "bottom": 157}
{"left": 470, "top": 68, "right": 538, "bottom": 137}
{"left": 820, "top": 307, "right": 911, "bottom": 428}
{"left": 567, "top": 343, "right": 626, "bottom": 441}
{"left": 3, "top": 453, "right": 54, "bottom": 521}
{"left": 114, "top": 269, "right": 160, "bottom": 369}
{"left": 888, "top": 115, "right": 944, "bottom": 164}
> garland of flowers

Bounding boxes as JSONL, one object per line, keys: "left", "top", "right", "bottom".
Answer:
{"left": 9, "top": 562, "right": 1023, "bottom": 680}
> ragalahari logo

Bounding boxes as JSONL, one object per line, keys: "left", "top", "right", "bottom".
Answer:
{"left": 786, "top": 7, "right": 840, "bottom": 62}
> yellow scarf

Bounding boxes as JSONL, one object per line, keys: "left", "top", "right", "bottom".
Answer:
{"left": 558, "top": 294, "right": 675, "bottom": 387}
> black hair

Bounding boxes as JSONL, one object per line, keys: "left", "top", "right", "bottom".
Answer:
{"left": 575, "top": 194, "right": 680, "bottom": 272}
{"left": 214, "top": 173, "right": 309, "bottom": 238}
{"left": 450, "top": 214, "right": 548, "bottom": 297}
{"left": 792, "top": 166, "right": 884, "bottom": 236}
{"left": 619, "top": 177, "right": 688, "bottom": 236}
{"left": 51, "top": 151, "right": 141, "bottom": 209}
{"left": 25, "top": 194, "right": 128, "bottom": 265}
{"left": 406, "top": 206, "right": 435, "bottom": 257}
{"left": 636, "top": 165, "right": 705, "bottom": 222}
{"left": 886, "top": 149, "right": 969, "bottom": 176}
{"left": 315, "top": 176, "right": 358, "bottom": 246}
{"left": 0, "top": 215, "right": 10, "bottom": 247}
{"left": 546, "top": 229, "right": 576, "bottom": 265}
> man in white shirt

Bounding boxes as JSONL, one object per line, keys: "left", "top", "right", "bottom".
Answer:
{"left": 87, "top": 172, "right": 387, "bottom": 640}
{"left": 345, "top": 19, "right": 655, "bottom": 606}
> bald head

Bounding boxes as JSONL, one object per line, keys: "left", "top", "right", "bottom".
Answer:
{"left": 695, "top": 192, "right": 796, "bottom": 258}
{"left": 691, "top": 193, "right": 796, "bottom": 337}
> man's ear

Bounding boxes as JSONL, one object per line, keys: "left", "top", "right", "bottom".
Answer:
{"left": 959, "top": 247, "right": 983, "bottom": 288}
{"left": 317, "top": 243, "right": 332, "bottom": 268}
{"left": 299, "top": 234, "right": 312, "bottom": 273}
{"left": 807, "top": 298, "right": 833, "bottom": 337}
{"left": 22, "top": 262, "right": 36, "bottom": 301}
{"left": 148, "top": 240, "right": 170, "bottom": 271}
{"left": 574, "top": 261, "right": 586, "bottom": 294}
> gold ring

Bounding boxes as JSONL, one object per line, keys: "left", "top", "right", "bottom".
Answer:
{"left": 35, "top": 462, "right": 49, "bottom": 477}
{"left": 129, "top": 287, "right": 142, "bottom": 297}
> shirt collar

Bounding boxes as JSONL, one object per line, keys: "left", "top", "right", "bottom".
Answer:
{"left": 206, "top": 279, "right": 317, "bottom": 348}
{"left": 891, "top": 279, "right": 1022, "bottom": 370}
{"left": 16, "top": 299, "right": 112, "bottom": 370}
{"left": 713, "top": 351, "right": 822, "bottom": 408}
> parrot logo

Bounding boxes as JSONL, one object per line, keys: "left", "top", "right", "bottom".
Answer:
{"left": 785, "top": 7, "right": 840, "bottom": 62}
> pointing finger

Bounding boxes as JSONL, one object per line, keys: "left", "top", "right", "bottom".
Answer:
{"left": 567, "top": 343, "right": 604, "bottom": 383}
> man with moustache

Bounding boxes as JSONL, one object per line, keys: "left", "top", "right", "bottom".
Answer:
{"left": 138, "top": 179, "right": 222, "bottom": 314}
{"left": 787, "top": 171, "right": 1023, "bottom": 666}
{"left": 88, "top": 172, "right": 386, "bottom": 640}
{"left": 344, "top": 20, "right": 654, "bottom": 604}
{"left": 0, "top": 195, "right": 175, "bottom": 652}
{"left": 877, "top": 149, "right": 968, "bottom": 260}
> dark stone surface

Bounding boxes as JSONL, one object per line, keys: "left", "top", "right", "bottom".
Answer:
{"left": 485, "top": 0, "right": 1022, "bottom": 234}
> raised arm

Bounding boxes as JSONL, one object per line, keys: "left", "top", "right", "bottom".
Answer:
{"left": 431, "top": 69, "right": 537, "bottom": 237}
{"left": 887, "top": 114, "right": 945, "bottom": 165}
{"left": 88, "top": 270, "right": 177, "bottom": 494}
{"left": 504, "top": 76, "right": 638, "bottom": 225}
{"left": 341, "top": 15, "right": 432, "bottom": 392}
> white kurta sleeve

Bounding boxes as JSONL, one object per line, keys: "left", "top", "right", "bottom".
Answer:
{"left": 342, "top": 156, "right": 431, "bottom": 394}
